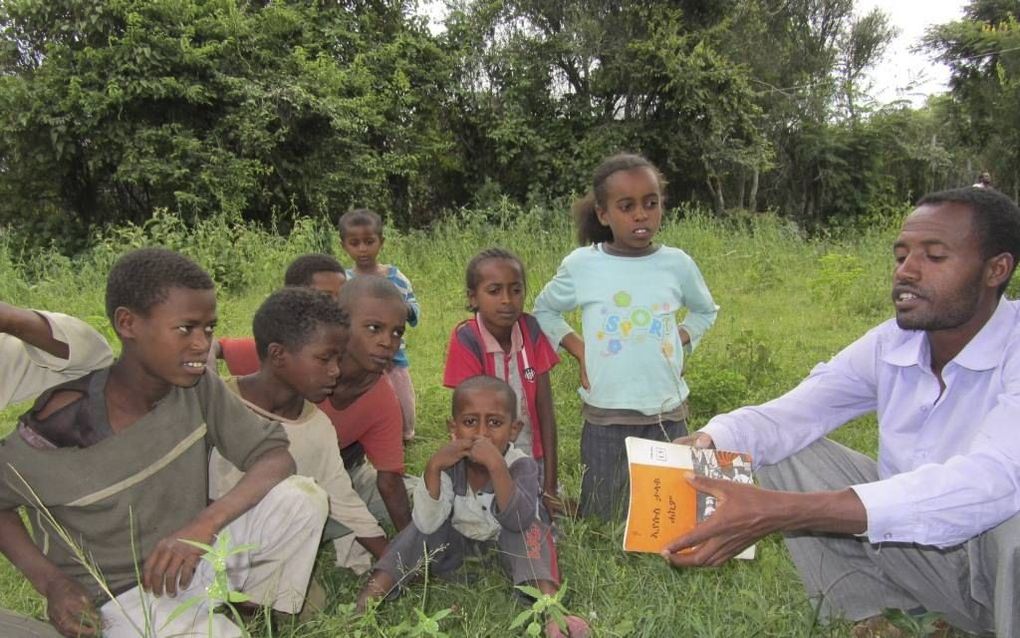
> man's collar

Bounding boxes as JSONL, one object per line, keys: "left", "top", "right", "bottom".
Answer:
{"left": 882, "top": 298, "right": 1012, "bottom": 371}
{"left": 952, "top": 297, "right": 1013, "bottom": 371}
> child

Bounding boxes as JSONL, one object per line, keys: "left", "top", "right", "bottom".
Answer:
{"left": 0, "top": 301, "right": 113, "bottom": 408}
{"left": 357, "top": 376, "right": 589, "bottom": 638}
{"left": 283, "top": 252, "right": 347, "bottom": 298}
{"left": 319, "top": 276, "right": 416, "bottom": 570}
{"left": 443, "top": 248, "right": 563, "bottom": 515}
{"left": 0, "top": 248, "right": 327, "bottom": 638}
{"left": 215, "top": 252, "right": 346, "bottom": 376}
{"left": 533, "top": 153, "right": 718, "bottom": 520}
{"left": 208, "top": 287, "right": 388, "bottom": 569}
{"left": 0, "top": 303, "right": 113, "bottom": 637}
{"left": 339, "top": 208, "right": 419, "bottom": 441}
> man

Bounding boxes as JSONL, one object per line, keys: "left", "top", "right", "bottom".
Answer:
{"left": 0, "top": 302, "right": 113, "bottom": 637}
{"left": 664, "top": 187, "right": 1020, "bottom": 637}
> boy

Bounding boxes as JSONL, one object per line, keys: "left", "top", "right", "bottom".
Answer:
{"left": 283, "top": 253, "right": 346, "bottom": 298}
{"left": 357, "top": 376, "right": 589, "bottom": 638}
{"left": 0, "top": 248, "right": 327, "bottom": 638}
{"left": 209, "top": 287, "right": 388, "bottom": 566}
{"left": 0, "top": 301, "right": 113, "bottom": 408}
{"left": 0, "top": 303, "right": 113, "bottom": 638}
{"left": 320, "top": 276, "right": 415, "bottom": 572}
{"left": 215, "top": 252, "right": 346, "bottom": 375}
{"left": 339, "top": 208, "right": 419, "bottom": 441}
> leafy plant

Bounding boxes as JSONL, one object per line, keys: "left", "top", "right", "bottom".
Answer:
{"left": 509, "top": 581, "right": 574, "bottom": 637}
{"left": 168, "top": 532, "right": 258, "bottom": 636}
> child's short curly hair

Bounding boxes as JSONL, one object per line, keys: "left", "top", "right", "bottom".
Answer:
{"left": 105, "top": 248, "right": 213, "bottom": 323}
{"left": 253, "top": 287, "right": 348, "bottom": 361}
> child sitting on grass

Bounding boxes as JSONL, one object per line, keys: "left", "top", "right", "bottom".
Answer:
{"left": 357, "top": 376, "right": 589, "bottom": 638}
{"left": 338, "top": 208, "right": 420, "bottom": 441}
{"left": 0, "top": 248, "right": 328, "bottom": 638}
{"left": 208, "top": 287, "right": 388, "bottom": 567}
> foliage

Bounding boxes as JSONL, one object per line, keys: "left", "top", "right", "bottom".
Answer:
{"left": 925, "top": 0, "right": 1020, "bottom": 200}
{"left": 3, "top": 0, "right": 1006, "bottom": 247}
{"left": 0, "top": 0, "right": 456, "bottom": 243}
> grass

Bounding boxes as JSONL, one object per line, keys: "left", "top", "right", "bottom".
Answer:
{"left": 0, "top": 204, "right": 919, "bottom": 636}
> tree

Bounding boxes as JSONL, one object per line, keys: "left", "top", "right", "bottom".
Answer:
{"left": 0, "top": 0, "right": 457, "bottom": 241}
{"left": 925, "top": 0, "right": 1020, "bottom": 199}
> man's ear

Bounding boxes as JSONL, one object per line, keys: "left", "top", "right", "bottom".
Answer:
{"left": 986, "top": 252, "right": 1014, "bottom": 291}
{"left": 112, "top": 306, "right": 137, "bottom": 341}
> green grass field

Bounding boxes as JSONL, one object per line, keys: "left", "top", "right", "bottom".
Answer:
{"left": 0, "top": 206, "right": 920, "bottom": 637}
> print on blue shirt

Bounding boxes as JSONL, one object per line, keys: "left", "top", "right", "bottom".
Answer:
{"left": 597, "top": 290, "right": 677, "bottom": 358}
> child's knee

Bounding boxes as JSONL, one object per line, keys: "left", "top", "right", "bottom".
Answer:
{"left": 266, "top": 475, "right": 329, "bottom": 527}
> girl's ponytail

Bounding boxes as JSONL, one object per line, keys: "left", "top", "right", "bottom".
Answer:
{"left": 572, "top": 191, "right": 613, "bottom": 246}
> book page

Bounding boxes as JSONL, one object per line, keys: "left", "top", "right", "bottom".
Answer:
{"left": 623, "top": 437, "right": 755, "bottom": 560}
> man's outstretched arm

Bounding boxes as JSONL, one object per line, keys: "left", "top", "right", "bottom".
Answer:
{"left": 661, "top": 475, "right": 866, "bottom": 567}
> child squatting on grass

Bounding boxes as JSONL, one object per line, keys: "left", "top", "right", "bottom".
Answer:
{"left": 443, "top": 248, "right": 565, "bottom": 516}
{"left": 0, "top": 248, "right": 328, "bottom": 638}
{"left": 339, "top": 208, "right": 421, "bottom": 442}
{"left": 208, "top": 287, "right": 389, "bottom": 573}
{"left": 534, "top": 152, "right": 719, "bottom": 520}
{"left": 214, "top": 271, "right": 416, "bottom": 574}
{"left": 357, "top": 375, "right": 590, "bottom": 638}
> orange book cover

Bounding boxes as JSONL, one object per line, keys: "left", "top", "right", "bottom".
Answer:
{"left": 623, "top": 436, "right": 755, "bottom": 559}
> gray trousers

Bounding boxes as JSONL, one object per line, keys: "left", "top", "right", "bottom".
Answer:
{"left": 758, "top": 438, "right": 1018, "bottom": 636}
{"left": 579, "top": 420, "right": 687, "bottom": 521}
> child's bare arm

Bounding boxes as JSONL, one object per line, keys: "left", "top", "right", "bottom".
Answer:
{"left": 0, "top": 302, "right": 70, "bottom": 360}
{"left": 559, "top": 333, "right": 589, "bottom": 390}
{"left": 377, "top": 470, "right": 412, "bottom": 530}
{"left": 356, "top": 535, "right": 389, "bottom": 560}
{"left": 0, "top": 510, "right": 101, "bottom": 636}
{"left": 424, "top": 440, "right": 472, "bottom": 499}
{"left": 535, "top": 372, "right": 561, "bottom": 513}
{"left": 142, "top": 446, "right": 295, "bottom": 597}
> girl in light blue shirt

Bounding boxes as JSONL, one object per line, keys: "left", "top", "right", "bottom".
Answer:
{"left": 534, "top": 153, "right": 718, "bottom": 520}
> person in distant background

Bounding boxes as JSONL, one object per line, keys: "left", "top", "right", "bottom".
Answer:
{"left": 973, "top": 171, "right": 993, "bottom": 188}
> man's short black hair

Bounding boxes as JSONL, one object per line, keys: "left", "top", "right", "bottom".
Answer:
{"left": 452, "top": 375, "right": 518, "bottom": 421}
{"left": 337, "top": 275, "right": 405, "bottom": 315}
{"left": 283, "top": 253, "right": 345, "bottom": 288}
{"left": 105, "top": 248, "right": 214, "bottom": 322}
{"left": 252, "top": 287, "right": 349, "bottom": 361}
{"left": 917, "top": 187, "right": 1020, "bottom": 296}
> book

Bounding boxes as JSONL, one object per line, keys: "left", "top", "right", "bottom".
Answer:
{"left": 623, "top": 436, "right": 756, "bottom": 559}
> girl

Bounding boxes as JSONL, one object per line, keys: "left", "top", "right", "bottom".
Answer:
{"left": 443, "top": 248, "right": 564, "bottom": 515}
{"left": 533, "top": 153, "right": 718, "bottom": 520}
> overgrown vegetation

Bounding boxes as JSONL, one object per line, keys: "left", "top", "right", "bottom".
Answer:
{"left": 1, "top": 0, "right": 1017, "bottom": 248}
{"left": 0, "top": 206, "right": 915, "bottom": 636}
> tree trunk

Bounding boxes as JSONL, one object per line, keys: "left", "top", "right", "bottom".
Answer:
{"left": 706, "top": 176, "right": 725, "bottom": 215}
{"left": 749, "top": 168, "right": 759, "bottom": 212}
{"left": 737, "top": 168, "right": 746, "bottom": 210}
